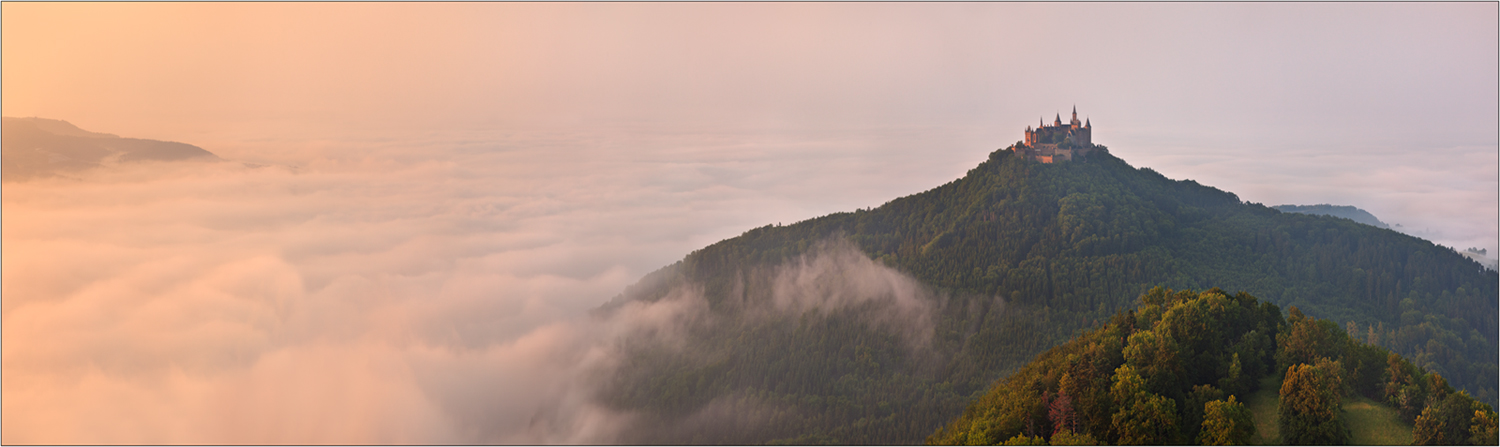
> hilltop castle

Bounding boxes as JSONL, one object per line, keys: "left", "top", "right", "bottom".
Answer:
{"left": 1013, "top": 106, "right": 1100, "bottom": 163}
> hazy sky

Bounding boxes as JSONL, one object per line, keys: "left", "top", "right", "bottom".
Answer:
{"left": 3, "top": 2, "right": 1496, "bottom": 443}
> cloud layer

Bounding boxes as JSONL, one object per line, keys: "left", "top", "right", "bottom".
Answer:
{"left": 4, "top": 126, "right": 1492, "bottom": 444}
{"left": 2, "top": 3, "right": 1494, "bottom": 442}
{"left": 1, "top": 129, "right": 964, "bottom": 444}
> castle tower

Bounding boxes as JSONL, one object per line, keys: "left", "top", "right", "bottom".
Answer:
{"left": 1018, "top": 107, "right": 1098, "bottom": 162}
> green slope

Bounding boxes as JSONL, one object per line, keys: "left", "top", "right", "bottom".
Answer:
{"left": 1245, "top": 375, "right": 1281, "bottom": 445}
{"left": 1243, "top": 347, "right": 1413, "bottom": 445}
{"left": 598, "top": 147, "right": 1498, "bottom": 444}
{"left": 1344, "top": 395, "right": 1413, "bottom": 445}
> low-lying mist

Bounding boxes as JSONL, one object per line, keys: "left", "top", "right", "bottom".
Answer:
{"left": 586, "top": 238, "right": 951, "bottom": 444}
{"left": 0, "top": 129, "right": 970, "bottom": 444}
{"left": 4, "top": 124, "right": 1493, "bottom": 444}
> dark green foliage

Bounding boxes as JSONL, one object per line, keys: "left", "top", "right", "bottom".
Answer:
{"left": 1199, "top": 396, "right": 1255, "bottom": 445}
{"left": 602, "top": 147, "right": 1498, "bottom": 444}
{"left": 1414, "top": 391, "right": 1475, "bottom": 445}
{"left": 1341, "top": 339, "right": 1391, "bottom": 402}
{"left": 1407, "top": 376, "right": 1500, "bottom": 446}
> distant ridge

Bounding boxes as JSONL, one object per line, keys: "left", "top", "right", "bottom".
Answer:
{"left": 1272, "top": 203, "right": 1390, "bottom": 229}
{"left": 9, "top": 117, "right": 119, "bottom": 138}
{"left": 1, "top": 117, "right": 221, "bottom": 181}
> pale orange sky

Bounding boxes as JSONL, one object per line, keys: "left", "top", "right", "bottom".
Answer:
{"left": 10, "top": 3, "right": 1492, "bottom": 143}
{"left": 8, "top": 1, "right": 1490, "bottom": 250}
{"left": 3, "top": 2, "right": 1497, "bottom": 444}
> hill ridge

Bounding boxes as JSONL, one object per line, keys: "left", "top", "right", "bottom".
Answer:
{"left": 1, "top": 116, "right": 221, "bottom": 181}
{"left": 595, "top": 146, "right": 1496, "bottom": 444}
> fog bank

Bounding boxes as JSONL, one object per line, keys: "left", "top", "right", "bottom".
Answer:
{"left": 1, "top": 131, "right": 953, "bottom": 444}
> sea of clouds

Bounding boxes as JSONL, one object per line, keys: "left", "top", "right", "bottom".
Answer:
{"left": 0, "top": 127, "right": 986, "bottom": 444}
{"left": 5, "top": 3, "right": 1494, "bottom": 442}
{"left": 4, "top": 123, "right": 1495, "bottom": 443}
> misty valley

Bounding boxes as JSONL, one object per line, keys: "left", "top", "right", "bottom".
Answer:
{"left": 4, "top": 119, "right": 1496, "bottom": 445}
{"left": 6, "top": 2, "right": 1498, "bottom": 445}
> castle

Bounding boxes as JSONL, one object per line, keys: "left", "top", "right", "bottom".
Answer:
{"left": 1013, "top": 106, "right": 1099, "bottom": 163}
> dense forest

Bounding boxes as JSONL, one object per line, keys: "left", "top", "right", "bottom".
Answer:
{"left": 596, "top": 146, "right": 1498, "bottom": 444}
{"left": 927, "top": 287, "right": 1498, "bottom": 445}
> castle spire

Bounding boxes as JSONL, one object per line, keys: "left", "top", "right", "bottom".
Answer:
{"left": 1072, "top": 105, "right": 1077, "bottom": 120}
{"left": 1085, "top": 117, "right": 1090, "bottom": 129}
{"left": 1054, "top": 113, "right": 1062, "bottom": 126}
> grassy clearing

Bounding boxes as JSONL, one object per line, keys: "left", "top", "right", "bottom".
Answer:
{"left": 1240, "top": 373, "right": 1412, "bottom": 445}
{"left": 1344, "top": 394, "right": 1412, "bottom": 445}
{"left": 1244, "top": 374, "right": 1281, "bottom": 445}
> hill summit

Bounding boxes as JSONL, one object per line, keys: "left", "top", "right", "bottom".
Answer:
{"left": 593, "top": 136, "right": 1497, "bottom": 444}
{"left": 1015, "top": 106, "right": 1100, "bottom": 163}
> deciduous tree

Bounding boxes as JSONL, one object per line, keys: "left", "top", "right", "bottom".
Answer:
{"left": 1279, "top": 359, "right": 1350, "bottom": 444}
{"left": 1110, "top": 365, "right": 1179, "bottom": 444}
{"left": 1199, "top": 395, "right": 1255, "bottom": 446}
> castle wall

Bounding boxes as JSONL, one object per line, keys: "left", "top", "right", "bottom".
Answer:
{"left": 1015, "top": 110, "right": 1095, "bottom": 163}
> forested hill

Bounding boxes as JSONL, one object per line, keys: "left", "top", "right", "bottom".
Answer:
{"left": 926, "top": 287, "right": 1499, "bottom": 445}
{"left": 595, "top": 146, "right": 1498, "bottom": 444}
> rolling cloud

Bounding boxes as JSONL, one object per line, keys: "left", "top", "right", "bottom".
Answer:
{"left": 0, "top": 129, "right": 961, "bottom": 444}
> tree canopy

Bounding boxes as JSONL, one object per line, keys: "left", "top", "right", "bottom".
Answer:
{"left": 928, "top": 288, "right": 1498, "bottom": 446}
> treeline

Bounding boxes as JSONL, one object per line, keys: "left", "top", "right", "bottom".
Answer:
{"left": 597, "top": 147, "right": 1497, "bottom": 444}
{"left": 926, "top": 287, "right": 1499, "bottom": 445}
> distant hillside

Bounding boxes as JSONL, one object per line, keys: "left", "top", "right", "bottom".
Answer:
{"left": 1272, "top": 204, "right": 1390, "bottom": 229}
{"left": 595, "top": 147, "right": 1498, "bottom": 444}
{"left": 2, "top": 117, "right": 220, "bottom": 181}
